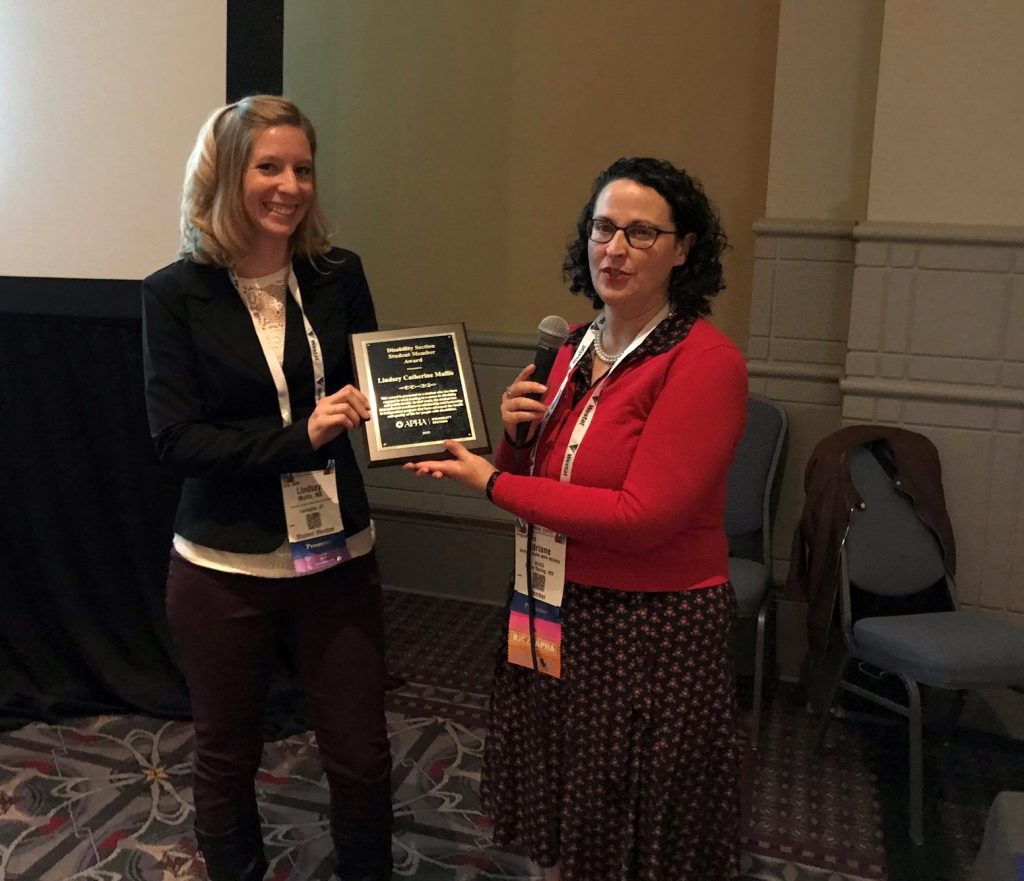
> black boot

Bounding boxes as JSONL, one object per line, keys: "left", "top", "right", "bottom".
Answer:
{"left": 194, "top": 815, "right": 268, "bottom": 881}
{"left": 329, "top": 780, "right": 394, "bottom": 880}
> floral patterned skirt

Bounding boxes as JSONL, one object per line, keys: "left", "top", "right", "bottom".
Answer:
{"left": 481, "top": 581, "right": 740, "bottom": 881}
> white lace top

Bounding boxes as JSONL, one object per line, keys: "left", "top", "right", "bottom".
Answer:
{"left": 233, "top": 266, "right": 290, "bottom": 365}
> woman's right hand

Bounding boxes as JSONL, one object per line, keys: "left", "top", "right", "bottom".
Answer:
{"left": 308, "top": 385, "right": 371, "bottom": 450}
{"left": 500, "top": 364, "right": 548, "bottom": 443}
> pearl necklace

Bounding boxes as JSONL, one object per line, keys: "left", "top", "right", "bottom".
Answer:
{"left": 592, "top": 328, "right": 622, "bottom": 365}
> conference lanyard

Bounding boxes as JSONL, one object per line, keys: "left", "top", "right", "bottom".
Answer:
{"left": 508, "top": 304, "right": 671, "bottom": 677}
{"left": 234, "top": 267, "right": 350, "bottom": 574}
{"left": 533, "top": 303, "right": 670, "bottom": 482}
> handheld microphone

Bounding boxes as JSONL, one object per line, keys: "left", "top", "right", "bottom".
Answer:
{"left": 516, "top": 315, "right": 570, "bottom": 445}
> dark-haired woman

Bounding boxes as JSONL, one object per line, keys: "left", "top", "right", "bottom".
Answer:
{"left": 142, "top": 96, "right": 391, "bottom": 881}
{"left": 405, "top": 157, "right": 747, "bottom": 880}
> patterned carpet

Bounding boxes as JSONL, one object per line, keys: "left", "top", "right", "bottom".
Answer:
{"left": 867, "top": 722, "right": 1024, "bottom": 881}
{"left": 0, "top": 589, "right": 1013, "bottom": 880}
{"left": 742, "top": 700, "right": 886, "bottom": 879}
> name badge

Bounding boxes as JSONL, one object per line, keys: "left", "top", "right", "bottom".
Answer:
{"left": 508, "top": 519, "right": 566, "bottom": 678}
{"left": 281, "top": 466, "right": 349, "bottom": 574}
{"left": 513, "top": 520, "right": 566, "bottom": 606}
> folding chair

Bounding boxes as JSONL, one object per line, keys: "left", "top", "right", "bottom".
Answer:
{"left": 726, "top": 394, "right": 787, "bottom": 749}
{"left": 815, "top": 444, "right": 1024, "bottom": 845}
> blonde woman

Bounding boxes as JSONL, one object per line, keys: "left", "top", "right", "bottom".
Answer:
{"left": 142, "top": 96, "right": 391, "bottom": 881}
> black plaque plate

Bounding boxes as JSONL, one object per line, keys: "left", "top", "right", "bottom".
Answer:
{"left": 350, "top": 324, "right": 491, "bottom": 465}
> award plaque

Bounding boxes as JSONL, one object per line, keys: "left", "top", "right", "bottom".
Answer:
{"left": 350, "top": 324, "right": 491, "bottom": 465}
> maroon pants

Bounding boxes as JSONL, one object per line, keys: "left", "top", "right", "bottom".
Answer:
{"left": 166, "top": 550, "right": 392, "bottom": 837}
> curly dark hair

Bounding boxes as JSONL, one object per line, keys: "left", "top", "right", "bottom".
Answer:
{"left": 562, "top": 157, "right": 728, "bottom": 319}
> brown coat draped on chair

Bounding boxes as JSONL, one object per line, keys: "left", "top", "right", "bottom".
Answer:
{"left": 784, "top": 425, "right": 956, "bottom": 660}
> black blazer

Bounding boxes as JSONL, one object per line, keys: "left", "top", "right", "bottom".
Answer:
{"left": 141, "top": 248, "right": 377, "bottom": 553}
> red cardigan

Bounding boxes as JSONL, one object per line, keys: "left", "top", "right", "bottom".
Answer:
{"left": 492, "top": 317, "right": 747, "bottom": 592}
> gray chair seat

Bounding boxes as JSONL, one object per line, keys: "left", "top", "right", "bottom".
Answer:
{"left": 729, "top": 557, "right": 770, "bottom": 617}
{"left": 854, "top": 610, "right": 1024, "bottom": 689}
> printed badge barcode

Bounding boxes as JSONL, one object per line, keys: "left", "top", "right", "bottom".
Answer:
{"left": 533, "top": 572, "right": 546, "bottom": 590}
{"left": 305, "top": 511, "right": 322, "bottom": 530}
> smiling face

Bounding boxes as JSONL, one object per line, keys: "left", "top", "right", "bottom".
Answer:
{"left": 241, "top": 125, "right": 314, "bottom": 253}
{"left": 588, "top": 178, "right": 693, "bottom": 319}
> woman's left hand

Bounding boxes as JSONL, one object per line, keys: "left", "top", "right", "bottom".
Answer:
{"left": 402, "top": 440, "right": 496, "bottom": 494}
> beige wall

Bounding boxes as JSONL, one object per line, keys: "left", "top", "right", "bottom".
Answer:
{"left": 868, "top": 0, "right": 1024, "bottom": 225}
{"left": 765, "top": 0, "right": 883, "bottom": 221}
{"left": 284, "top": 0, "right": 780, "bottom": 346}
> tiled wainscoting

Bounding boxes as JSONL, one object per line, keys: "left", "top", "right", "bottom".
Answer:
{"left": 842, "top": 223, "right": 1024, "bottom": 627}
{"left": 751, "top": 218, "right": 1024, "bottom": 675}
{"left": 748, "top": 219, "right": 852, "bottom": 579}
{"left": 748, "top": 219, "right": 851, "bottom": 677}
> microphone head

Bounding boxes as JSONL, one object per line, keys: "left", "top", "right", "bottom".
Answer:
{"left": 536, "top": 314, "right": 570, "bottom": 349}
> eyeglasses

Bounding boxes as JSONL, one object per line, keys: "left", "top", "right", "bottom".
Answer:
{"left": 587, "top": 218, "right": 678, "bottom": 250}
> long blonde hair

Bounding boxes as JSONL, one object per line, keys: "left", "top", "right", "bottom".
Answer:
{"left": 179, "top": 95, "right": 332, "bottom": 266}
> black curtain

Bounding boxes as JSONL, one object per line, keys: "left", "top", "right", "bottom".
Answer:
{"left": 0, "top": 312, "right": 187, "bottom": 727}
{"left": 0, "top": 311, "right": 307, "bottom": 735}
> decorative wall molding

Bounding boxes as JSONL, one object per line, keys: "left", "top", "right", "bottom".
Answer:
{"left": 468, "top": 330, "right": 534, "bottom": 352}
{"left": 754, "top": 217, "right": 1024, "bottom": 247}
{"left": 854, "top": 220, "right": 1024, "bottom": 246}
{"left": 753, "top": 218, "right": 856, "bottom": 239}
{"left": 748, "top": 360, "right": 842, "bottom": 382}
{"left": 841, "top": 376, "right": 1024, "bottom": 407}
